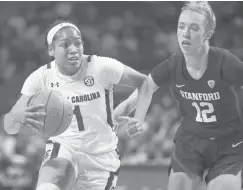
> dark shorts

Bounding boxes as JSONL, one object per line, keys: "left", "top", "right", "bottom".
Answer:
{"left": 171, "top": 127, "right": 243, "bottom": 183}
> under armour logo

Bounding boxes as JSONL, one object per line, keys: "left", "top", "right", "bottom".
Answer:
{"left": 51, "top": 82, "right": 59, "bottom": 87}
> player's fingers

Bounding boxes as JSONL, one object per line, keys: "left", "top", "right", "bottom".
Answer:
{"left": 126, "top": 120, "right": 141, "bottom": 129}
{"left": 117, "top": 116, "right": 131, "bottom": 121}
{"left": 24, "top": 118, "right": 44, "bottom": 130}
{"left": 125, "top": 118, "right": 140, "bottom": 126}
{"left": 116, "top": 119, "right": 128, "bottom": 126}
{"left": 23, "top": 123, "right": 40, "bottom": 134}
{"left": 135, "top": 122, "right": 143, "bottom": 132}
{"left": 126, "top": 125, "right": 139, "bottom": 136}
{"left": 127, "top": 130, "right": 141, "bottom": 138}
{"left": 120, "top": 116, "right": 139, "bottom": 122}
{"left": 117, "top": 116, "right": 137, "bottom": 124}
{"left": 136, "top": 126, "right": 143, "bottom": 133}
{"left": 128, "top": 120, "right": 139, "bottom": 126}
{"left": 126, "top": 122, "right": 144, "bottom": 137}
{"left": 118, "top": 116, "right": 141, "bottom": 125}
{"left": 117, "top": 116, "right": 132, "bottom": 126}
{"left": 26, "top": 104, "right": 45, "bottom": 112}
{"left": 25, "top": 112, "right": 46, "bottom": 119}
{"left": 129, "top": 131, "right": 142, "bottom": 138}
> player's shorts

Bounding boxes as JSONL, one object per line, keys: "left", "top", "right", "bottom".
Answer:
{"left": 171, "top": 126, "right": 243, "bottom": 183}
{"left": 41, "top": 140, "right": 121, "bottom": 190}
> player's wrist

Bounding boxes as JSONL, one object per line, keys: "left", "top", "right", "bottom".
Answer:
{"left": 3, "top": 112, "right": 22, "bottom": 134}
{"left": 10, "top": 109, "right": 25, "bottom": 124}
{"left": 134, "top": 114, "right": 144, "bottom": 123}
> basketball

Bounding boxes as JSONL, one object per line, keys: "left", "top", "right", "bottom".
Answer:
{"left": 28, "top": 90, "right": 73, "bottom": 137}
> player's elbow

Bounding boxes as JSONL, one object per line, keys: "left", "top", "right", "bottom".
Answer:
{"left": 139, "top": 77, "right": 153, "bottom": 96}
{"left": 137, "top": 74, "right": 147, "bottom": 88}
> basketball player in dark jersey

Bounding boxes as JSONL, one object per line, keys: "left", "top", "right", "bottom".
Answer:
{"left": 119, "top": 2, "right": 243, "bottom": 190}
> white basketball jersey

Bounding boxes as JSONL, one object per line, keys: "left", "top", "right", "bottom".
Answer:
{"left": 21, "top": 55, "right": 124, "bottom": 155}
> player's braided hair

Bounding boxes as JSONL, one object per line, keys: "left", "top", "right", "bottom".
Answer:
{"left": 181, "top": 1, "right": 216, "bottom": 34}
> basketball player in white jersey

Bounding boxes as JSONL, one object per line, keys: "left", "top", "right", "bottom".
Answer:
{"left": 3, "top": 20, "right": 146, "bottom": 190}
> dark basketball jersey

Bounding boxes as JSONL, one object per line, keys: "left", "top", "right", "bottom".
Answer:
{"left": 151, "top": 46, "right": 243, "bottom": 138}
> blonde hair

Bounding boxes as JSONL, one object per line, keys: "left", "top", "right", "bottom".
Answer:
{"left": 181, "top": 1, "right": 216, "bottom": 33}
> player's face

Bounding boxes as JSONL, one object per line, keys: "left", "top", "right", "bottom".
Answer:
{"left": 50, "top": 27, "right": 84, "bottom": 74}
{"left": 177, "top": 10, "right": 207, "bottom": 56}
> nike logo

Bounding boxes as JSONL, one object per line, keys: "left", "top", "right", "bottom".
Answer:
{"left": 176, "top": 84, "right": 186, "bottom": 88}
{"left": 232, "top": 141, "right": 243, "bottom": 148}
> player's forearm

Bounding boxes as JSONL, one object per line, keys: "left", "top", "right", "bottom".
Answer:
{"left": 134, "top": 77, "right": 154, "bottom": 122}
{"left": 113, "top": 89, "right": 138, "bottom": 121}
{"left": 3, "top": 111, "right": 22, "bottom": 135}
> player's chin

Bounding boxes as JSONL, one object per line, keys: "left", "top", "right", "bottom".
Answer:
{"left": 180, "top": 47, "right": 190, "bottom": 55}
{"left": 180, "top": 46, "right": 193, "bottom": 55}
{"left": 67, "top": 59, "right": 81, "bottom": 67}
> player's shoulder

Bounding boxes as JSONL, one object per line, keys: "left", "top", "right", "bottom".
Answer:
{"left": 43, "top": 60, "right": 56, "bottom": 71}
{"left": 28, "top": 61, "right": 55, "bottom": 80}
{"left": 210, "top": 46, "right": 240, "bottom": 65}
{"left": 33, "top": 61, "right": 54, "bottom": 72}
{"left": 90, "top": 55, "right": 122, "bottom": 65}
{"left": 170, "top": 52, "right": 183, "bottom": 62}
{"left": 152, "top": 53, "right": 179, "bottom": 73}
{"left": 88, "top": 55, "right": 123, "bottom": 72}
{"left": 210, "top": 46, "right": 232, "bottom": 58}
{"left": 164, "top": 53, "right": 183, "bottom": 70}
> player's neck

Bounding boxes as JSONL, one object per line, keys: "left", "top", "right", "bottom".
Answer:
{"left": 184, "top": 43, "right": 209, "bottom": 69}
{"left": 56, "top": 56, "right": 86, "bottom": 76}
{"left": 56, "top": 64, "right": 80, "bottom": 76}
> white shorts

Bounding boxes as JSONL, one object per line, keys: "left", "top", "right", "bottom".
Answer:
{"left": 41, "top": 140, "right": 121, "bottom": 190}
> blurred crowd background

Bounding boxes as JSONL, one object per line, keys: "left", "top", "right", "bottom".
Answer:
{"left": 1, "top": 1, "right": 243, "bottom": 189}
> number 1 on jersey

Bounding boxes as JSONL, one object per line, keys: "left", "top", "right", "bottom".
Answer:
{"left": 73, "top": 105, "right": 84, "bottom": 131}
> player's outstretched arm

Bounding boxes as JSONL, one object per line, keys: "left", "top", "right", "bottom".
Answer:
{"left": 3, "top": 94, "right": 45, "bottom": 135}
{"left": 134, "top": 74, "right": 159, "bottom": 122}
{"left": 114, "top": 65, "right": 146, "bottom": 119}
{"left": 116, "top": 74, "right": 159, "bottom": 137}
{"left": 117, "top": 65, "right": 146, "bottom": 88}
{"left": 133, "top": 57, "right": 171, "bottom": 122}
{"left": 116, "top": 56, "right": 171, "bottom": 137}
{"left": 113, "top": 89, "right": 138, "bottom": 123}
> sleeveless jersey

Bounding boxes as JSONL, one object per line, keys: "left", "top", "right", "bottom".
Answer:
{"left": 21, "top": 55, "right": 124, "bottom": 154}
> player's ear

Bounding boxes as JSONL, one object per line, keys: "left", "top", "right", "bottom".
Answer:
{"left": 204, "top": 30, "right": 213, "bottom": 41}
{"left": 48, "top": 45, "right": 54, "bottom": 57}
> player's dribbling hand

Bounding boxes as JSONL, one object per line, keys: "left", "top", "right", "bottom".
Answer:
{"left": 23, "top": 104, "right": 46, "bottom": 133}
{"left": 15, "top": 104, "right": 46, "bottom": 134}
{"left": 117, "top": 116, "right": 143, "bottom": 138}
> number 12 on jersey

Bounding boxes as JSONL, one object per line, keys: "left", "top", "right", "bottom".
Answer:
{"left": 192, "top": 102, "right": 217, "bottom": 123}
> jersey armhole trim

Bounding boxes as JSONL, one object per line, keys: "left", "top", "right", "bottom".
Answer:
{"left": 168, "top": 54, "right": 177, "bottom": 85}
{"left": 47, "top": 62, "right": 51, "bottom": 69}
{"left": 219, "top": 51, "right": 227, "bottom": 81}
{"left": 87, "top": 55, "right": 93, "bottom": 62}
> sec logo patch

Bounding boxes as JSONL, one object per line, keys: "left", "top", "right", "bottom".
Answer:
{"left": 84, "top": 76, "right": 94, "bottom": 86}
